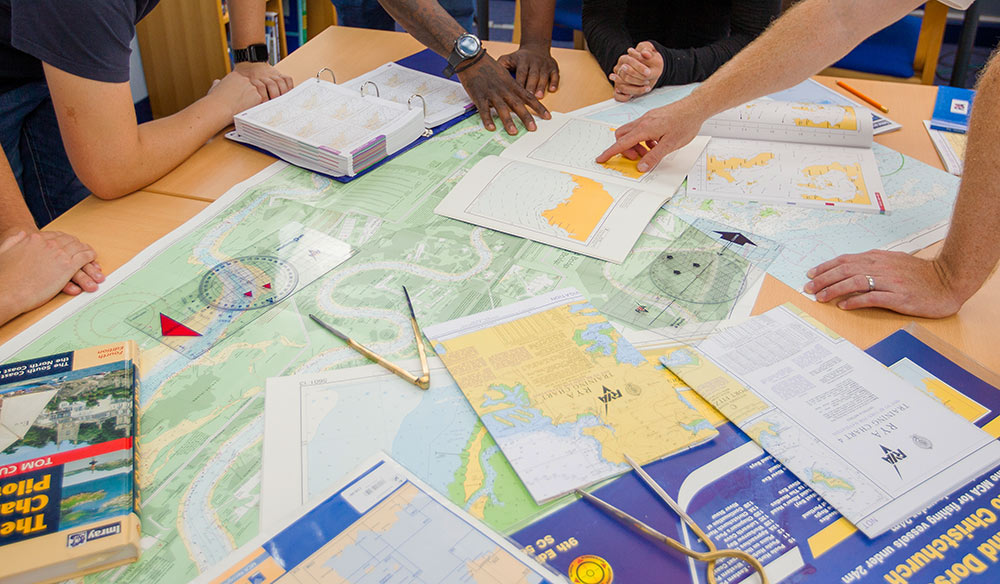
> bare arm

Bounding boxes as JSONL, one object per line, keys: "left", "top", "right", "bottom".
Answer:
{"left": 43, "top": 64, "right": 262, "bottom": 199}
{"left": 806, "top": 51, "right": 1000, "bottom": 317}
{"left": 377, "top": 0, "right": 550, "bottom": 134}
{"left": 497, "top": 0, "right": 560, "bottom": 97}
{"left": 229, "top": 0, "right": 294, "bottom": 99}
{"left": 597, "top": 0, "right": 922, "bottom": 169}
{"left": 0, "top": 150, "right": 98, "bottom": 325}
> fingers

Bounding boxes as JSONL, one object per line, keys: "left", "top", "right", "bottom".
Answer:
{"left": 492, "top": 100, "right": 518, "bottom": 135}
{"left": 514, "top": 58, "right": 529, "bottom": 92}
{"left": 262, "top": 77, "right": 281, "bottom": 100}
{"left": 615, "top": 55, "right": 651, "bottom": 84}
{"left": 636, "top": 139, "right": 673, "bottom": 172}
{"left": 70, "top": 269, "right": 99, "bottom": 293}
{"left": 496, "top": 53, "right": 515, "bottom": 70}
{"left": 548, "top": 67, "right": 559, "bottom": 93}
{"left": 62, "top": 281, "right": 83, "bottom": 296}
{"left": 507, "top": 94, "right": 537, "bottom": 133}
{"left": 476, "top": 98, "right": 497, "bottom": 132}
{"left": 250, "top": 79, "right": 268, "bottom": 101}
{"left": 596, "top": 122, "right": 644, "bottom": 163}
{"left": 276, "top": 73, "right": 293, "bottom": 95}
{"left": 526, "top": 64, "right": 542, "bottom": 99}
{"left": 836, "top": 291, "right": 897, "bottom": 311}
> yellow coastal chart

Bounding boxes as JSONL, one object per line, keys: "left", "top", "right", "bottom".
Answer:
{"left": 429, "top": 295, "right": 718, "bottom": 503}
{"left": 465, "top": 161, "right": 622, "bottom": 244}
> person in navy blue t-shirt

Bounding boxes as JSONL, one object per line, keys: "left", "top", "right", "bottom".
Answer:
{"left": 0, "top": 0, "right": 292, "bottom": 325}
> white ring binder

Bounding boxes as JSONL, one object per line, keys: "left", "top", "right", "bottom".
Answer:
{"left": 316, "top": 68, "right": 337, "bottom": 83}
{"left": 360, "top": 81, "right": 380, "bottom": 97}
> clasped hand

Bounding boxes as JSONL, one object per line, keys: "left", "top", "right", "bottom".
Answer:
{"left": 609, "top": 42, "right": 663, "bottom": 102}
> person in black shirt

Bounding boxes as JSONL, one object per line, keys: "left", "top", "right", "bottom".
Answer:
{"left": 583, "top": 0, "right": 780, "bottom": 101}
{"left": 0, "top": 0, "right": 291, "bottom": 325}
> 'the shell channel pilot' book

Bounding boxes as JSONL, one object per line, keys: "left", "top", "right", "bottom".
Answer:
{"left": 0, "top": 342, "right": 141, "bottom": 584}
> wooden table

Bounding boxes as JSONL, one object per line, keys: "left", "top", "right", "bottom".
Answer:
{"left": 2, "top": 26, "right": 997, "bottom": 375}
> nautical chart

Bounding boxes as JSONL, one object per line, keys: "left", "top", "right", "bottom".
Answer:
{"left": 598, "top": 217, "right": 781, "bottom": 336}
{"left": 125, "top": 227, "right": 353, "bottom": 359}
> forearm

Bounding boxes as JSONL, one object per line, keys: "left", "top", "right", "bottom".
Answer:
{"left": 582, "top": 0, "right": 632, "bottom": 77}
{"left": 936, "top": 52, "right": 1000, "bottom": 301}
{"left": 66, "top": 96, "right": 232, "bottom": 199}
{"left": 377, "top": 0, "right": 465, "bottom": 56}
{"left": 688, "top": 0, "right": 921, "bottom": 118}
{"left": 229, "top": 0, "right": 266, "bottom": 49}
{"left": 0, "top": 150, "right": 36, "bottom": 233}
{"left": 518, "top": 0, "right": 554, "bottom": 49}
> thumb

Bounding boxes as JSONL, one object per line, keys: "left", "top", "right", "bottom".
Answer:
{"left": 637, "top": 139, "right": 676, "bottom": 172}
{"left": 496, "top": 54, "right": 514, "bottom": 70}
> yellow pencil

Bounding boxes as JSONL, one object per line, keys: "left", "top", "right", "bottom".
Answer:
{"left": 837, "top": 80, "right": 890, "bottom": 114}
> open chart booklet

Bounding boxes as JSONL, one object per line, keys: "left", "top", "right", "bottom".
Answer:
{"left": 689, "top": 100, "right": 888, "bottom": 214}
{"left": 436, "top": 113, "right": 710, "bottom": 264}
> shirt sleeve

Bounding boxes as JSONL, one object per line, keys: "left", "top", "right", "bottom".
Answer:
{"left": 938, "top": 0, "right": 974, "bottom": 9}
{"left": 582, "top": 0, "right": 634, "bottom": 79}
{"left": 654, "top": 0, "right": 781, "bottom": 87}
{"left": 10, "top": 0, "right": 137, "bottom": 83}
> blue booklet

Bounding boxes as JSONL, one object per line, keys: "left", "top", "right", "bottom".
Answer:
{"left": 930, "top": 86, "right": 975, "bottom": 133}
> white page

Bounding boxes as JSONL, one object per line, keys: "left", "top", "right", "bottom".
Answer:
{"left": 700, "top": 100, "right": 874, "bottom": 148}
{"left": 500, "top": 113, "right": 709, "bottom": 193}
{"left": 687, "top": 137, "right": 888, "bottom": 214}
{"left": 766, "top": 78, "right": 902, "bottom": 135}
{"left": 435, "top": 156, "right": 681, "bottom": 263}
{"left": 674, "top": 304, "right": 1000, "bottom": 538}
{"left": 343, "top": 62, "right": 474, "bottom": 128}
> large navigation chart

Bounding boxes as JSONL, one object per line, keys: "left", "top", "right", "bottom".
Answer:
{"left": 0, "top": 117, "right": 727, "bottom": 584}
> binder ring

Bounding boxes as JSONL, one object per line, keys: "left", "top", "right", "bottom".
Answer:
{"left": 361, "top": 81, "right": 380, "bottom": 98}
{"left": 316, "top": 68, "right": 336, "bottom": 83}
{"left": 408, "top": 94, "right": 427, "bottom": 119}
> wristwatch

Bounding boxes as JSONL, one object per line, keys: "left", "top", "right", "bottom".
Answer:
{"left": 233, "top": 43, "right": 269, "bottom": 64}
{"left": 442, "top": 33, "right": 483, "bottom": 77}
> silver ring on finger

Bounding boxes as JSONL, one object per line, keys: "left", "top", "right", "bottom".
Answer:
{"left": 865, "top": 275, "right": 876, "bottom": 292}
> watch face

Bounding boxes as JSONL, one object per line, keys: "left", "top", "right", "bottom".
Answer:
{"left": 456, "top": 34, "right": 481, "bottom": 58}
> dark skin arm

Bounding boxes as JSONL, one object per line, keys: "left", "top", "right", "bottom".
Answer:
{"left": 377, "top": 0, "right": 551, "bottom": 134}
{"left": 497, "top": 0, "right": 560, "bottom": 98}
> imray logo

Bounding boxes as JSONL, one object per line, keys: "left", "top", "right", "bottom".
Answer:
{"left": 66, "top": 522, "right": 122, "bottom": 548}
{"left": 880, "top": 444, "right": 907, "bottom": 480}
{"left": 950, "top": 98, "right": 970, "bottom": 115}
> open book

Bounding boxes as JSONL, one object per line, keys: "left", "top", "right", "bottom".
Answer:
{"left": 435, "top": 113, "right": 709, "bottom": 263}
{"left": 688, "top": 101, "right": 888, "bottom": 214}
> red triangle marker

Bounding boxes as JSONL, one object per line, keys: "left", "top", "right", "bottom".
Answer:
{"left": 159, "top": 313, "right": 202, "bottom": 337}
{"left": 244, "top": 291, "right": 253, "bottom": 297}
{"left": 263, "top": 283, "right": 272, "bottom": 289}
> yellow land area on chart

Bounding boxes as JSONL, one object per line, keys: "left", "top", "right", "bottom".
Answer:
{"left": 598, "top": 154, "right": 644, "bottom": 179}
{"left": 792, "top": 105, "right": 859, "bottom": 131}
{"left": 435, "top": 302, "right": 717, "bottom": 475}
{"left": 798, "top": 162, "right": 871, "bottom": 205}
{"left": 706, "top": 153, "right": 775, "bottom": 183}
{"left": 541, "top": 175, "right": 614, "bottom": 242}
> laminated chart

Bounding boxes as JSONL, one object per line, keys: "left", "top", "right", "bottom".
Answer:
{"left": 126, "top": 226, "right": 353, "bottom": 359}
{"left": 598, "top": 217, "right": 781, "bottom": 336}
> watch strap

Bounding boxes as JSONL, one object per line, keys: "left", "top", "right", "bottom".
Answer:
{"left": 234, "top": 43, "right": 269, "bottom": 64}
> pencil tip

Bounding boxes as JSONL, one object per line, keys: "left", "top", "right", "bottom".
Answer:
{"left": 403, "top": 286, "right": 416, "bottom": 317}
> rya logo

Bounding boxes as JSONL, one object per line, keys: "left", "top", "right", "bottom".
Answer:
{"left": 880, "top": 444, "right": 907, "bottom": 480}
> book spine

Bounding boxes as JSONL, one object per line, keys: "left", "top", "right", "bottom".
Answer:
{"left": 130, "top": 341, "right": 142, "bottom": 516}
